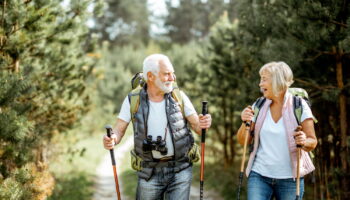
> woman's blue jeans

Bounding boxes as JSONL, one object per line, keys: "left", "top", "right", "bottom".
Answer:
{"left": 136, "top": 166, "right": 192, "bottom": 200}
{"left": 248, "top": 171, "right": 304, "bottom": 200}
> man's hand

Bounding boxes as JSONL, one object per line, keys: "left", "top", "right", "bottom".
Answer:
{"left": 199, "top": 114, "right": 212, "bottom": 129}
{"left": 103, "top": 133, "right": 120, "bottom": 150}
{"left": 102, "top": 119, "right": 129, "bottom": 150}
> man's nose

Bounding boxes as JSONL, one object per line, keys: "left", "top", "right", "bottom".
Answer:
{"left": 169, "top": 74, "right": 175, "bottom": 81}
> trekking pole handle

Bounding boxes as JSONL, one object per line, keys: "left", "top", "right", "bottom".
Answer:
{"left": 105, "top": 125, "right": 116, "bottom": 165}
{"left": 105, "top": 124, "right": 113, "bottom": 137}
{"left": 201, "top": 101, "right": 208, "bottom": 142}
{"left": 294, "top": 126, "right": 302, "bottom": 148}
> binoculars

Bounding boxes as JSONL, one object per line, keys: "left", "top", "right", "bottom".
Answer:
{"left": 142, "top": 135, "right": 168, "bottom": 155}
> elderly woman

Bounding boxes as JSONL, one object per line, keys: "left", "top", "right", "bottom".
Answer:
{"left": 237, "top": 62, "right": 317, "bottom": 200}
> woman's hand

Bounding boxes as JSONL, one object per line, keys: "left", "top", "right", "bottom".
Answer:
{"left": 241, "top": 106, "right": 254, "bottom": 122}
{"left": 293, "top": 126, "right": 306, "bottom": 147}
{"left": 293, "top": 122, "right": 317, "bottom": 152}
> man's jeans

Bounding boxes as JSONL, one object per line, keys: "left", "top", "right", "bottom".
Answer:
{"left": 248, "top": 171, "right": 304, "bottom": 200}
{"left": 136, "top": 166, "right": 192, "bottom": 200}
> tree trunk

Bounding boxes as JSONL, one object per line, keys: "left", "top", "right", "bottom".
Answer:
{"left": 11, "top": 21, "right": 20, "bottom": 73}
{"left": 13, "top": 58, "right": 19, "bottom": 73}
{"left": 334, "top": 47, "right": 348, "bottom": 198}
{"left": 223, "top": 140, "right": 229, "bottom": 168}
{"left": 222, "top": 96, "right": 230, "bottom": 167}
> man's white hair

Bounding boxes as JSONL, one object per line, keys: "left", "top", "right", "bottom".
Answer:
{"left": 142, "top": 54, "right": 172, "bottom": 81}
{"left": 259, "top": 61, "right": 294, "bottom": 96}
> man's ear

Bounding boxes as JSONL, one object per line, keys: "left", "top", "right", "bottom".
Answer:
{"left": 147, "top": 71, "right": 155, "bottom": 81}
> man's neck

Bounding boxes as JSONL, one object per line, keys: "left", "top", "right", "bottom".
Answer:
{"left": 147, "top": 84, "right": 165, "bottom": 102}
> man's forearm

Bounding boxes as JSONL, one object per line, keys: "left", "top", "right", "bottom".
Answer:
{"left": 193, "top": 125, "right": 202, "bottom": 135}
{"left": 113, "top": 118, "right": 129, "bottom": 144}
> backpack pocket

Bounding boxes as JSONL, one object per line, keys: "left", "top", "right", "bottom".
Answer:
{"left": 187, "top": 143, "right": 200, "bottom": 163}
{"left": 130, "top": 149, "right": 143, "bottom": 171}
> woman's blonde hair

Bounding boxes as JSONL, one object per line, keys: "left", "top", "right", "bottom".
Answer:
{"left": 259, "top": 61, "right": 294, "bottom": 96}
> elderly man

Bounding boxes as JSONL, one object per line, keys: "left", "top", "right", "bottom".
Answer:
{"left": 103, "top": 54, "right": 212, "bottom": 200}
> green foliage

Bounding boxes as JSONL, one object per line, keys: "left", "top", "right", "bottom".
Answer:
{"left": 95, "top": 43, "right": 148, "bottom": 113}
{"left": 164, "top": 0, "right": 230, "bottom": 43}
{"left": 48, "top": 130, "right": 107, "bottom": 200}
{"left": 48, "top": 172, "right": 93, "bottom": 200}
{"left": 0, "top": 0, "right": 100, "bottom": 198}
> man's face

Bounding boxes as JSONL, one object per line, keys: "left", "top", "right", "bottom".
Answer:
{"left": 155, "top": 60, "right": 175, "bottom": 93}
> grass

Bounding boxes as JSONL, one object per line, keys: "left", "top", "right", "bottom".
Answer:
{"left": 48, "top": 133, "right": 106, "bottom": 200}
{"left": 192, "top": 161, "right": 247, "bottom": 200}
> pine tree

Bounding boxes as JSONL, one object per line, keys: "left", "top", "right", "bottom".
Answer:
{"left": 90, "top": 0, "right": 150, "bottom": 46}
{"left": 164, "top": 0, "right": 229, "bottom": 43}
{"left": 0, "top": 0, "right": 99, "bottom": 199}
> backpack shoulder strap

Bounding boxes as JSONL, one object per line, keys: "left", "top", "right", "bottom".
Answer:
{"left": 129, "top": 85, "right": 185, "bottom": 121}
{"left": 129, "top": 87, "right": 142, "bottom": 123}
{"left": 171, "top": 87, "right": 185, "bottom": 117}
{"left": 253, "top": 97, "right": 266, "bottom": 122}
{"left": 293, "top": 95, "right": 303, "bottom": 125}
{"left": 293, "top": 95, "right": 318, "bottom": 125}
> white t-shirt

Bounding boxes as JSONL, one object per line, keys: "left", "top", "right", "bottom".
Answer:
{"left": 118, "top": 91, "right": 197, "bottom": 158}
{"left": 251, "top": 99, "right": 314, "bottom": 178}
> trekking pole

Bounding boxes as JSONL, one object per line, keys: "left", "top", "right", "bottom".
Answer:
{"left": 295, "top": 126, "right": 302, "bottom": 200}
{"left": 105, "top": 125, "right": 121, "bottom": 200}
{"left": 200, "top": 101, "right": 208, "bottom": 200}
{"left": 237, "top": 121, "right": 251, "bottom": 200}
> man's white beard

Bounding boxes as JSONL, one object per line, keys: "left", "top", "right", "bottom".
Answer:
{"left": 155, "top": 77, "right": 173, "bottom": 93}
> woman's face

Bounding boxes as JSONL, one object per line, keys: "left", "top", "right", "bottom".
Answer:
{"left": 259, "top": 70, "right": 274, "bottom": 99}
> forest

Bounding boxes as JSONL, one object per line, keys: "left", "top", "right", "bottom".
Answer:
{"left": 0, "top": 0, "right": 349, "bottom": 199}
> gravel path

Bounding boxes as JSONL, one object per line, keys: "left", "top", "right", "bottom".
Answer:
{"left": 92, "top": 135, "right": 223, "bottom": 200}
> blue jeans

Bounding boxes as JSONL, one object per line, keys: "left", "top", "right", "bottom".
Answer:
{"left": 248, "top": 171, "right": 304, "bottom": 200}
{"left": 136, "top": 166, "right": 192, "bottom": 200}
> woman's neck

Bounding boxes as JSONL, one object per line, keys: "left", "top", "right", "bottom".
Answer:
{"left": 270, "top": 90, "right": 286, "bottom": 106}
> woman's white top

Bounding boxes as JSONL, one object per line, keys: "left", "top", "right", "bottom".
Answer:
{"left": 251, "top": 100, "right": 314, "bottom": 178}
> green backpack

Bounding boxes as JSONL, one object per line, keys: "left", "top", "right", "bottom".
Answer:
{"left": 252, "top": 88, "right": 317, "bottom": 125}
{"left": 129, "top": 72, "right": 184, "bottom": 122}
